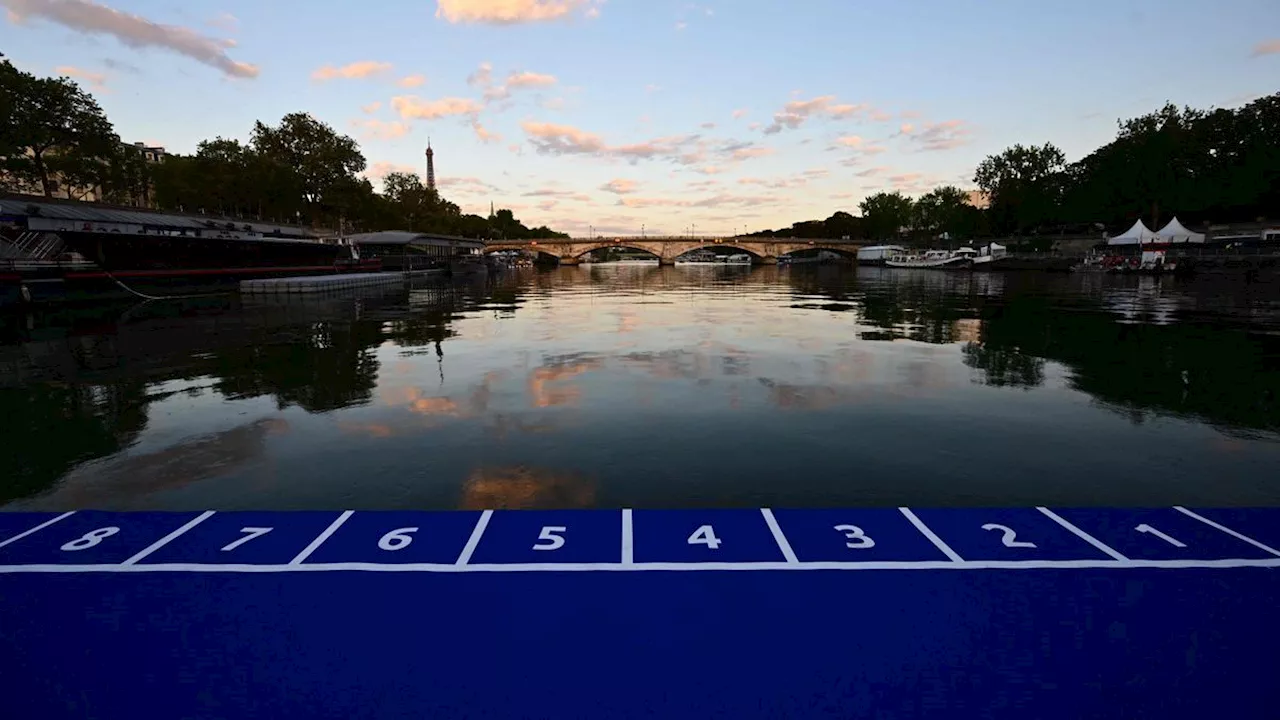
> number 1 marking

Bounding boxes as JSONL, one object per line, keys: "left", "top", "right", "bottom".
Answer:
{"left": 1136, "top": 524, "right": 1187, "bottom": 548}
{"left": 221, "top": 527, "right": 273, "bottom": 552}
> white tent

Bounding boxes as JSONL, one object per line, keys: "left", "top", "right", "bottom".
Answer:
{"left": 1155, "top": 217, "right": 1205, "bottom": 244}
{"left": 1107, "top": 220, "right": 1160, "bottom": 246}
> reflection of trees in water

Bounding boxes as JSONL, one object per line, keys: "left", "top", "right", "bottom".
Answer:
{"left": 961, "top": 343, "right": 1046, "bottom": 389}
{"left": 0, "top": 382, "right": 149, "bottom": 505}
{"left": 459, "top": 465, "right": 595, "bottom": 510}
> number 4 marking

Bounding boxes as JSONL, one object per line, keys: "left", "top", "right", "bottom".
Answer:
{"left": 688, "top": 525, "right": 722, "bottom": 550}
{"left": 221, "top": 527, "right": 273, "bottom": 552}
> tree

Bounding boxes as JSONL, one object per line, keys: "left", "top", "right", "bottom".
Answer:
{"left": 250, "top": 112, "right": 365, "bottom": 219}
{"left": 0, "top": 61, "right": 120, "bottom": 197}
{"left": 859, "top": 191, "right": 915, "bottom": 241}
{"left": 913, "top": 185, "right": 973, "bottom": 239}
{"left": 974, "top": 142, "right": 1066, "bottom": 234}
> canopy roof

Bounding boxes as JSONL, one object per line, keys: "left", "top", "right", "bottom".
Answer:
{"left": 1107, "top": 220, "right": 1159, "bottom": 245}
{"left": 348, "top": 230, "right": 484, "bottom": 249}
{"left": 1155, "top": 217, "right": 1205, "bottom": 243}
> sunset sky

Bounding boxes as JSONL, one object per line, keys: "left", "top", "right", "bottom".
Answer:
{"left": 3, "top": 0, "right": 1278, "bottom": 235}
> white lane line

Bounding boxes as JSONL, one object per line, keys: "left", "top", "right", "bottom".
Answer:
{"left": 761, "top": 508, "right": 799, "bottom": 564}
{"left": 899, "top": 508, "right": 964, "bottom": 562}
{"left": 1175, "top": 506, "right": 1280, "bottom": 558}
{"left": 121, "top": 511, "right": 215, "bottom": 566}
{"left": 621, "top": 509, "right": 634, "bottom": 565}
{"left": 1037, "top": 507, "right": 1129, "bottom": 561}
{"left": 3, "top": 557, "right": 1280, "bottom": 574}
{"left": 0, "top": 511, "right": 76, "bottom": 550}
{"left": 288, "top": 511, "right": 354, "bottom": 566}
{"left": 455, "top": 510, "right": 493, "bottom": 566}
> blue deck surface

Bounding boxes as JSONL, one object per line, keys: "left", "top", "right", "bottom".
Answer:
{"left": 2, "top": 507, "right": 1279, "bottom": 718}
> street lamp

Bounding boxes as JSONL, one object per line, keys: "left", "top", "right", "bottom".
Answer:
{"left": 641, "top": 224, "right": 645, "bottom": 239}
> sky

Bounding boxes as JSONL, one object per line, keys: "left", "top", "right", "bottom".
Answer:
{"left": 2, "top": 0, "right": 1279, "bottom": 236}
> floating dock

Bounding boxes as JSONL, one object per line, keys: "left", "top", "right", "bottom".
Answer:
{"left": 240, "top": 271, "right": 406, "bottom": 294}
{"left": 3, "top": 506, "right": 1278, "bottom": 718}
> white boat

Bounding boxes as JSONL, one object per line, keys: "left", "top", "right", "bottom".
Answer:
{"left": 885, "top": 248, "right": 975, "bottom": 269}
{"left": 675, "top": 251, "right": 752, "bottom": 266}
{"left": 971, "top": 243, "right": 1008, "bottom": 268}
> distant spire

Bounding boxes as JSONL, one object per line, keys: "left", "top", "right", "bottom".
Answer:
{"left": 425, "top": 137, "right": 436, "bottom": 192}
{"left": 489, "top": 201, "right": 495, "bottom": 219}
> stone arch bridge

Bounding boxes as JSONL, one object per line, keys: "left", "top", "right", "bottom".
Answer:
{"left": 485, "top": 237, "right": 862, "bottom": 265}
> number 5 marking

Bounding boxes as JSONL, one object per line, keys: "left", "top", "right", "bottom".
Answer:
{"left": 221, "top": 527, "right": 273, "bottom": 552}
{"left": 533, "top": 526, "right": 566, "bottom": 551}
{"left": 834, "top": 524, "right": 875, "bottom": 549}
{"left": 982, "top": 524, "right": 1037, "bottom": 548}
{"left": 1136, "top": 524, "right": 1187, "bottom": 548}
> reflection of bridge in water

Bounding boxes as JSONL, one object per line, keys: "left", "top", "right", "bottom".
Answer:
{"left": 486, "top": 237, "right": 861, "bottom": 265}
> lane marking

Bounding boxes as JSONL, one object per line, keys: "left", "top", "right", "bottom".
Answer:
{"left": 289, "top": 511, "right": 354, "bottom": 566}
{"left": 2, "top": 558, "right": 1279, "bottom": 574}
{"left": 121, "top": 511, "right": 216, "bottom": 566}
{"left": 761, "top": 508, "right": 799, "bottom": 564}
{"left": 0, "top": 511, "right": 76, "bottom": 550}
{"left": 1175, "top": 506, "right": 1280, "bottom": 558}
{"left": 1037, "top": 507, "right": 1128, "bottom": 561}
{"left": 899, "top": 508, "right": 963, "bottom": 562}
{"left": 621, "top": 509, "right": 634, "bottom": 565}
{"left": 455, "top": 510, "right": 493, "bottom": 566}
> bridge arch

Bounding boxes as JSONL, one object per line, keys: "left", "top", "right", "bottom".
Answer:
{"left": 777, "top": 244, "right": 858, "bottom": 260}
{"left": 673, "top": 244, "right": 765, "bottom": 260}
{"left": 573, "top": 243, "right": 664, "bottom": 260}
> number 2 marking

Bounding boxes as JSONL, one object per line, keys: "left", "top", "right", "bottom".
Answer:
{"left": 61, "top": 527, "right": 120, "bottom": 551}
{"left": 1136, "top": 524, "right": 1187, "bottom": 548}
{"left": 533, "top": 526, "right": 566, "bottom": 551}
{"left": 221, "top": 527, "right": 273, "bottom": 552}
{"left": 688, "top": 525, "right": 722, "bottom": 549}
{"left": 834, "top": 524, "right": 875, "bottom": 549}
{"left": 982, "top": 524, "right": 1037, "bottom": 548}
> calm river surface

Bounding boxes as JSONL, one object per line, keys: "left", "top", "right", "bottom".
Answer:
{"left": 4, "top": 265, "right": 1280, "bottom": 511}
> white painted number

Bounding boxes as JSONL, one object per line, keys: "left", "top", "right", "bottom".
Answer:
{"left": 61, "top": 527, "right": 120, "bottom": 551}
{"left": 834, "top": 524, "right": 875, "bottom": 549}
{"left": 221, "top": 527, "right": 273, "bottom": 552}
{"left": 379, "top": 527, "right": 419, "bottom": 551}
{"left": 982, "top": 523, "right": 1037, "bottom": 548}
{"left": 687, "top": 525, "right": 722, "bottom": 550}
{"left": 1136, "top": 523, "right": 1187, "bottom": 548}
{"left": 533, "top": 526, "right": 566, "bottom": 551}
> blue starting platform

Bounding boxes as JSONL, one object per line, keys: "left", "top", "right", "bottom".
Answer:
{"left": 2, "top": 506, "right": 1279, "bottom": 718}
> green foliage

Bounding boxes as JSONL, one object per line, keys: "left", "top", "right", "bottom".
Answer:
{"left": 859, "top": 191, "right": 916, "bottom": 240}
{"left": 974, "top": 143, "right": 1066, "bottom": 234}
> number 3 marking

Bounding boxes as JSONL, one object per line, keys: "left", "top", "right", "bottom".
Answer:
{"left": 221, "top": 527, "right": 273, "bottom": 552}
{"left": 533, "top": 526, "right": 566, "bottom": 551}
{"left": 61, "top": 527, "right": 120, "bottom": 551}
{"left": 982, "top": 524, "right": 1037, "bottom": 548}
{"left": 688, "top": 525, "right": 722, "bottom": 549}
{"left": 834, "top": 524, "right": 875, "bottom": 549}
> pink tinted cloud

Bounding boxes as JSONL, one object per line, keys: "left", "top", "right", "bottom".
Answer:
{"left": 397, "top": 74, "right": 427, "bottom": 88}
{"left": 1252, "top": 39, "right": 1280, "bottom": 56}
{"left": 601, "top": 179, "right": 640, "bottom": 194}
{"left": 763, "top": 94, "right": 866, "bottom": 134}
{"left": 435, "top": 0, "right": 601, "bottom": 24}
{"left": 392, "top": 95, "right": 484, "bottom": 120}
{"left": 313, "top": 60, "right": 393, "bottom": 81}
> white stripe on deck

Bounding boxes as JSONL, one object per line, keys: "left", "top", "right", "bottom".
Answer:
{"left": 898, "top": 508, "right": 964, "bottom": 562}
{"left": 2, "top": 557, "right": 1280, "bottom": 574}
{"left": 289, "top": 511, "right": 354, "bottom": 565}
{"left": 455, "top": 510, "right": 493, "bottom": 566}
{"left": 1174, "top": 506, "right": 1280, "bottom": 558}
{"left": 122, "top": 511, "right": 216, "bottom": 565}
{"left": 1037, "top": 507, "right": 1128, "bottom": 561}
{"left": 0, "top": 512, "right": 75, "bottom": 550}
{"left": 621, "top": 509, "right": 634, "bottom": 565}
{"left": 761, "top": 508, "right": 799, "bottom": 564}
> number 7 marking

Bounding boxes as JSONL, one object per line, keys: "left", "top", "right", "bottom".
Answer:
{"left": 221, "top": 527, "right": 273, "bottom": 552}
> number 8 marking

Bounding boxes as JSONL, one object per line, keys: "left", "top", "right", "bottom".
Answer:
{"left": 834, "top": 524, "right": 875, "bottom": 549}
{"left": 61, "top": 527, "right": 120, "bottom": 551}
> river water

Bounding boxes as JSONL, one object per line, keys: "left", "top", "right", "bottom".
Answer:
{"left": 3, "top": 265, "right": 1279, "bottom": 511}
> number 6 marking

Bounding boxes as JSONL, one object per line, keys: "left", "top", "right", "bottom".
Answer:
{"left": 834, "top": 524, "right": 875, "bottom": 549}
{"left": 982, "top": 524, "right": 1037, "bottom": 548}
{"left": 221, "top": 527, "right": 273, "bottom": 552}
{"left": 379, "top": 527, "right": 418, "bottom": 551}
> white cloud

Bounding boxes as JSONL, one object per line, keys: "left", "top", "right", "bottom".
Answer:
{"left": 4, "top": 0, "right": 258, "bottom": 78}
{"left": 392, "top": 95, "right": 484, "bottom": 120}
{"left": 312, "top": 61, "right": 393, "bottom": 81}
{"left": 55, "top": 64, "right": 109, "bottom": 90}
{"left": 732, "top": 109, "right": 748, "bottom": 119}
{"left": 763, "top": 94, "right": 865, "bottom": 134}
{"left": 467, "top": 62, "right": 493, "bottom": 87}
{"left": 435, "top": 0, "right": 601, "bottom": 24}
